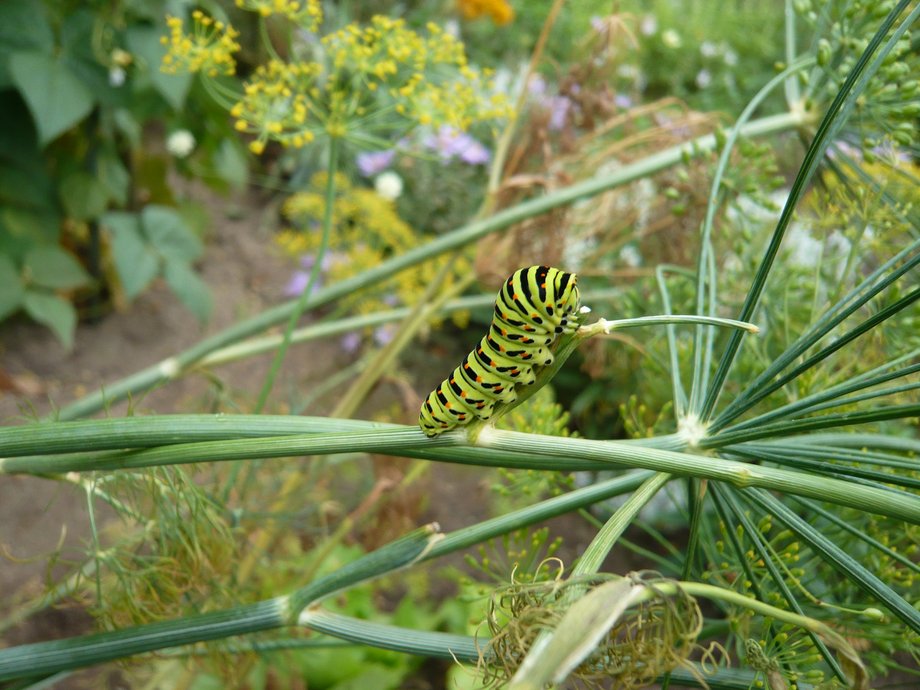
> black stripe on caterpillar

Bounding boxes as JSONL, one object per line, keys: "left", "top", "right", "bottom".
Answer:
{"left": 419, "top": 265, "right": 580, "bottom": 436}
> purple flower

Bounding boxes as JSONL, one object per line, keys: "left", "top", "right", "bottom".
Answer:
{"left": 528, "top": 74, "right": 548, "bottom": 97}
{"left": 548, "top": 96, "right": 572, "bottom": 131}
{"left": 284, "top": 271, "right": 321, "bottom": 297}
{"left": 341, "top": 331, "right": 362, "bottom": 353}
{"left": 284, "top": 252, "right": 333, "bottom": 297}
{"left": 614, "top": 93, "right": 633, "bottom": 110}
{"left": 457, "top": 138, "right": 490, "bottom": 165}
{"left": 356, "top": 149, "right": 395, "bottom": 177}
{"left": 373, "top": 324, "right": 396, "bottom": 346}
{"left": 422, "top": 126, "right": 491, "bottom": 165}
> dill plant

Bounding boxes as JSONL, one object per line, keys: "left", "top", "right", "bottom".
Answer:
{"left": 1, "top": 1, "right": 919, "bottom": 689}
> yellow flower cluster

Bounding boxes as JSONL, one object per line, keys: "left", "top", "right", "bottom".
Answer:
{"left": 235, "top": 0, "right": 322, "bottom": 31}
{"left": 320, "top": 17, "right": 513, "bottom": 131}
{"left": 278, "top": 173, "right": 471, "bottom": 325}
{"left": 160, "top": 11, "right": 240, "bottom": 77}
{"left": 230, "top": 60, "right": 323, "bottom": 153}
{"left": 162, "top": 9, "right": 512, "bottom": 152}
{"left": 457, "top": 0, "right": 515, "bottom": 25}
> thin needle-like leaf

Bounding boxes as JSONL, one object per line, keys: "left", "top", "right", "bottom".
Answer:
{"left": 700, "top": 0, "right": 917, "bottom": 421}
{"left": 742, "top": 488, "right": 920, "bottom": 633}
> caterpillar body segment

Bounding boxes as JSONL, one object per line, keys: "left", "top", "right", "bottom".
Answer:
{"left": 419, "top": 265, "right": 581, "bottom": 437}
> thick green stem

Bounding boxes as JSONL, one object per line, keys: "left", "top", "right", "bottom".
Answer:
{"left": 50, "top": 110, "right": 808, "bottom": 421}
{"left": 4, "top": 422, "right": 918, "bottom": 524}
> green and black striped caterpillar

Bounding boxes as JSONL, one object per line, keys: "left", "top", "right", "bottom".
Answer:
{"left": 419, "top": 265, "right": 581, "bottom": 437}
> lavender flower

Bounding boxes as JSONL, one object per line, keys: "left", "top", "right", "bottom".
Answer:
{"left": 373, "top": 324, "right": 397, "bottom": 346}
{"left": 528, "top": 74, "right": 548, "bottom": 97}
{"left": 341, "top": 331, "right": 362, "bottom": 353}
{"left": 356, "top": 149, "right": 396, "bottom": 177}
{"left": 548, "top": 96, "right": 572, "bottom": 131}
{"left": 284, "top": 252, "right": 334, "bottom": 297}
{"left": 422, "top": 126, "right": 491, "bottom": 165}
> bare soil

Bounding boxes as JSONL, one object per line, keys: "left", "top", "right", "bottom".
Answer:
{"left": 0, "top": 183, "right": 341, "bottom": 646}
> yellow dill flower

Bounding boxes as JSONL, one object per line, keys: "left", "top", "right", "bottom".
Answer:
{"left": 457, "top": 0, "right": 515, "bottom": 25}
{"left": 279, "top": 173, "right": 472, "bottom": 324}
{"left": 164, "top": 10, "right": 512, "bottom": 153}
{"left": 320, "top": 16, "right": 513, "bottom": 132}
{"left": 160, "top": 11, "right": 240, "bottom": 77}
{"left": 235, "top": 0, "right": 322, "bottom": 31}
{"left": 231, "top": 60, "right": 323, "bottom": 153}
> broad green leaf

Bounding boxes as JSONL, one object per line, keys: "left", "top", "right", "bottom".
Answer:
{"left": 0, "top": 207, "right": 58, "bottom": 257}
{"left": 0, "top": 0, "right": 53, "bottom": 88}
{"left": 0, "top": 89, "right": 45, "bottom": 161}
{"left": 23, "top": 244, "right": 90, "bottom": 290}
{"left": 59, "top": 171, "right": 109, "bottom": 221}
{"left": 0, "top": 163, "right": 57, "bottom": 209}
{"left": 60, "top": 10, "right": 119, "bottom": 106}
{"left": 22, "top": 290, "right": 77, "bottom": 349}
{"left": 8, "top": 51, "right": 95, "bottom": 146}
{"left": 214, "top": 139, "right": 249, "bottom": 190}
{"left": 97, "top": 150, "right": 131, "bottom": 206}
{"left": 113, "top": 108, "right": 142, "bottom": 148}
{"left": 142, "top": 205, "right": 203, "bottom": 261}
{"left": 103, "top": 212, "right": 159, "bottom": 299}
{"left": 164, "top": 258, "right": 211, "bottom": 322}
{"left": 0, "top": 255, "right": 24, "bottom": 319}
{"left": 126, "top": 25, "right": 192, "bottom": 110}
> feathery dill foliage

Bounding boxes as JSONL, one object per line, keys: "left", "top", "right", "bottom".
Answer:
{"left": 81, "top": 468, "right": 238, "bottom": 628}
{"left": 462, "top": 528, "right": 564, "bottom": 587}
{"left": 800, "top": 0, "right": 918, "bottom": 151}
{"left": 161, "top": 5, "right": 512, "bottom": 154}
{"left": 481, "top": 574, "right": 720, "bottom": 690}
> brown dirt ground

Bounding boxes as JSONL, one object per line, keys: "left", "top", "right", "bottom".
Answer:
{"left": 0, "top": 182, "right": 347, "bottom": 670}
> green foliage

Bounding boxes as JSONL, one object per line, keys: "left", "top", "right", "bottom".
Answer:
{"left": 625, "top": 0, "right": 787, "bottom": 113}
{"left": 2, "top": 2, "right": 920, "bottom": 690}
{"left": 0, "top": 0, "right": 227, "bottom": 346}
{"left": 103, "top": 205, "right": 211, "bottom": 321}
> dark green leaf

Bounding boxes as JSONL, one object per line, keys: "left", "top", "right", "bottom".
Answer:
{"left": 8, "top": 51, "right": 95, "bottom": 146}
{"left": 59, "top": 171, "right": 109, "bottom": 221}
{"left": 23, "top": 245, "right": 90, "bottom": 290}
{"left": 142, "top": 205, "right": 203, "bottom": 261}
{"left": 22, "top": 290, "right": 77, "bottom": 348}
{"left": 164, "top": 259, "right": 211, "bottom": 323}
{"left": 60, "top": 10, "right": 118, "bottom": 105}
{"left": 126, "top": 25, "right": 192, "bottom": 110}
{"left": 113, "top": 108, "right": 142, "bottom": 148}
{"left": 103, "top": 212, "right": 159, "bottom": 299}
{"left": 0, "top": 0, "right": 53, "bottom": 88}
{"left": 0, "top": 207, "right": 58, "bottom": 257}
{"left": 97, "top": 150, "right": 131, "bottom": 206}
{"left": 0, "top": 254, "right": 24, "bottom": 319}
